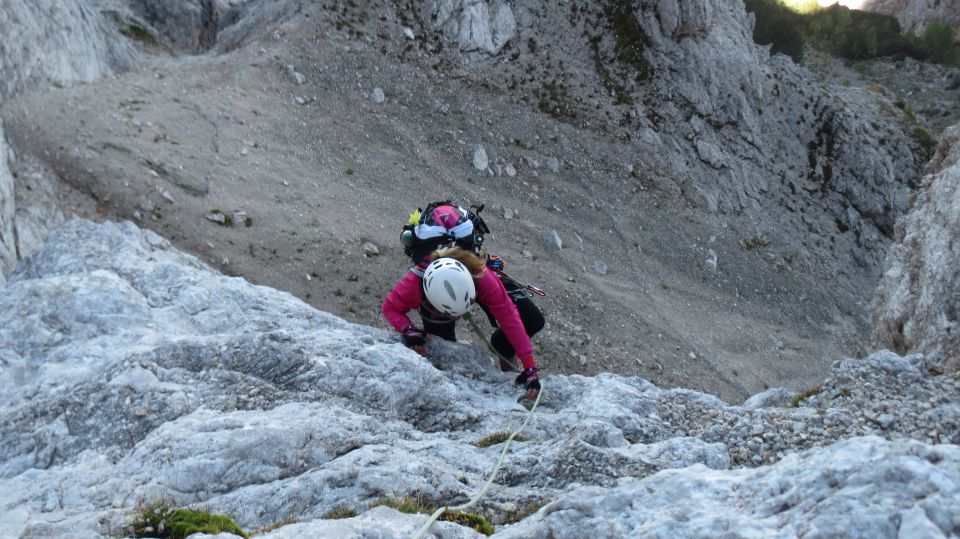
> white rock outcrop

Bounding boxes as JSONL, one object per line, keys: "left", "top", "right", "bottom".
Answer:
{"left": 430, "top": 0, "right": 517, "bottom": 57}
{"left": 0, "top": 0, "right": 137, "bottom": 99}
{"left": 1, "top": 219, "right": 958, "bottom": 538}
{"left": 873, "top": 123, "right": 960, "bottom": 368}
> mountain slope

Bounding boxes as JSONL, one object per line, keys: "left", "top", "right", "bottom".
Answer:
{"left": 0, "top": 0, "right": 935, "bottom": 402}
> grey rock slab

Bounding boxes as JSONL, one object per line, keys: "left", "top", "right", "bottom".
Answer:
{"left": 14, "top": 204, "right": 65, "bottom": 261}
{"left": 497, "top": 437, "right": 960, "bottom": 539}
{"left": 873, "top": 122, "right": 960, "bottom": 369}
{"left": 0, "top": 122, "right": 15, "bottom": 283}
{"left": 432, "top": 0, "right": 516, "bottom": 57}
{"left": 2, "top": 220, "right": 959, "bottom": 537}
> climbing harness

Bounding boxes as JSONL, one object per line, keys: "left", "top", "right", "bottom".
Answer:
{"left": 411, "top": 384, "right": 544, "bottom": 539}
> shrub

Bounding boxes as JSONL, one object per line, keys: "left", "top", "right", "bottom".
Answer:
{"left": 921, "top": 20, "right": 960, "bottom": 64}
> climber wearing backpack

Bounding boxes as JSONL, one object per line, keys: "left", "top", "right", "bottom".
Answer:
{"left": 381, "top": 201, "right": 545, "bottom": 402}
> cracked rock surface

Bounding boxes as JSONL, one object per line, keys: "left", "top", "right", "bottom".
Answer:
{"left": 0, "top": 219, "right": 957, "bottom": 537}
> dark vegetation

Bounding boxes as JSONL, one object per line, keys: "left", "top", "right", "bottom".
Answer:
{"left": 744, "top": 1, "right": 960, "bottom": 65}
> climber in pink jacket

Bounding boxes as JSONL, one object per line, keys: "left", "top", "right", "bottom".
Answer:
{"left": 382, "top": 202, "right": 544, "bottom": 402}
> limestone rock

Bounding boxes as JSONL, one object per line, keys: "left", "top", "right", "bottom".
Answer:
{"left": 473, "top": 144, "right": 489, "bottom": 170}
{"left": 742, "top": 387, "right": 793, "bottom": 409}
{"left": 0, "top": 123, "right": 15, "bottom": 284}
{"left": 497, "top": 437, "right": 960, "bottom": 538}
{"left": 548, "top": 229, "right": 562, "bottom": 250}
{"left": 0, "top": 220, "right": 958, "bottom": 537}
{"left": 429, "top": 0, "right": 517, "bottom": 57}
{"left": 123, "top": 0, "right": 221, "bottom": 53}
{"left": 0, "top": 0, "right": 137, "bottom": 100}
{"left": 873, "top": 123, "right": 960, "bottom": 369}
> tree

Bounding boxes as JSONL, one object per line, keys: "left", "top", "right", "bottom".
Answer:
{"left": 921, "top": 20, "right": 958, "bottom": 64}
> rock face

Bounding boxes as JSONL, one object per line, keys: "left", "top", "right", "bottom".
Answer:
{"left": 626, "top": 0, "right": 924, "bottom": 254}
{"left": 0, "top": 0, "right": 137, "bottom": 99}
{"left": 428, "top": 0, "right": 518, "bottom": 57}
{"left": 122, "top": 0, "right": 221, "bottom": 52}
{"left": 411, "top": 0, "right": 927, "bottom": 271}
{"left": 0, "top": 123, "right": 15, "bottom": 285}
{"left": 862, "top": 0, "right": 960, "bottom": 37}
{"left": 873, "top": 123, "right": 960, "bottom": 369}
{"left": 1, "top": 219, "right": 958, "bottom": 538}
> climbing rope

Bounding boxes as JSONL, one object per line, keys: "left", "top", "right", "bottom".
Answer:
{"left": 461, "top": 313, "right": 522, "bottom": 372}
{"left": 411, "top": 384, "right": 544, "bottom": 539}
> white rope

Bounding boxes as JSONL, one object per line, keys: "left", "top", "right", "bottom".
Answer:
{"left": 411, "top": 384, "right": 543, "bottom": 539}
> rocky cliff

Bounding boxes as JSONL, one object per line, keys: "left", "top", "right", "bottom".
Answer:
{"left": 0, "top": 219, "right": 957, "bottom": 537}
{"left": 0, "top": 0, "right": 137, "bottom": 99}
{"left": 872, "top": 123, "right": 960, "bottom": 369}
{"left": 863, "top": 0, "right": 960, "bottom": 37}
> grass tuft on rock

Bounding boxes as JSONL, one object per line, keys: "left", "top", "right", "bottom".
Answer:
{"left": 128, "top": 502, "right": 248, "bottom": 539}
{"left": 321, "top": 506, "right": 358, "bottom": 519}
{"left": 791, "top": 385, "right": 822, "bottom": 407}
{"left": 474, "top": 431, "right": 529, "bottom": 448}
{"left": 120, "top": 24, "right": 159, "bottom": 47}
{"left": 369, "top": 495, "right": 433, "bottom": 514}
{"left": 439, "top": 510, "right": 494, "bottom": 536}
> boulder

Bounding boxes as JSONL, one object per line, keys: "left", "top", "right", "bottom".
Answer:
{"left": 430, "top": 0, "right": 517, "bottom": 57}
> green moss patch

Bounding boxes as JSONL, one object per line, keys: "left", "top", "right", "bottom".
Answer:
{"left": 128, "top": 503, "right": 248, "bottom": 539}
{"left": 439, "top": 510, "right": 494, "bottom": 536}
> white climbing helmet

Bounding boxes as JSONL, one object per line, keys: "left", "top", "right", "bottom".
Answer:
{"left": 422, "top": 257, "right": 476, "bottom": 316}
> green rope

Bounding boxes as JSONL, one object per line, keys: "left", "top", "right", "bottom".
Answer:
{"left": 411, "top": 385, "right": 544, "bottom": 539}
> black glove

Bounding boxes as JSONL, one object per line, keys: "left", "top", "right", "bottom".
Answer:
{"left": 515, "top": 367, "right": 541, "bottom": 403}
{"left": 401, "top": 325, "right": 427, "bottom": 347}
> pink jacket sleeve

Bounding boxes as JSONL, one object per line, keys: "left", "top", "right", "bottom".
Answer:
{"left": 382, "top": 271, "right": 423, "bottom": 332}
{"left": 476, "top": 270, "right": 536, "bottom": 369}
